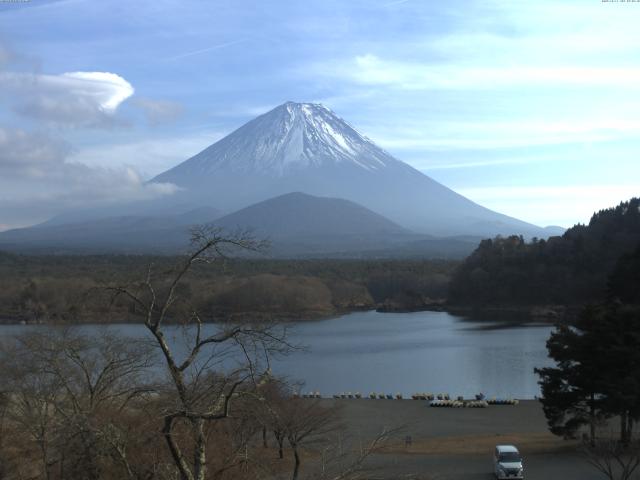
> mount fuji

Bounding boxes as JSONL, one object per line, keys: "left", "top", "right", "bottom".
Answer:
{"left": 151, "top": 102, "right": 549, "bottom": 237}
{"left": 0, "top": 102, "right": 563, "bottom": 255}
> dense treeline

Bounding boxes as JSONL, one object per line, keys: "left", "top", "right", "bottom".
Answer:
{"left": 449, "top": 198, "right": 640, "bottom": 306}
{"left": 0, "top": 253, "right": 457, "bottom": 323}
{"left": 536, "top": 245, "right": 640, "bottom": 448}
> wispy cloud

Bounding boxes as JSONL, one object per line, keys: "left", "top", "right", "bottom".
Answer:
{"left": 68, "top": 131, "right": 225, "bottom": 178}
{"left": 368, "top": 118, "right": 640, "bottom": 153}
{"left": 319, "top": 54, "right": 640, "bottom": 90}
{"left": 1, "top": 0, "right": 639, "bottom": 228}
{"left": 458, "top": 185, "right": 640, "bottom": 227}
{"left": 163, "top": 39, "right": 248, "bottom": 61}
{"left": 0, "top": 127, "right": 178, "bottom": 229}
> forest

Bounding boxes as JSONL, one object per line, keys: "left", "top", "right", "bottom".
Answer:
{"left": 0, "top": 250, "right": 456, "bottom": 324}
{"left": 448, "top": 198, "right": 640, "bottom": 308}
{"left": 4, "top": 198, "right": 640, "bottom": 324}
{"left": 535, "top": 241, "right": 640, "bottom": 458}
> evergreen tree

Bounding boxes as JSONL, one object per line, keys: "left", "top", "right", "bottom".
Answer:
{"left": 537, "top": 264, "right": 640, "bottom": 444}
{"left": 450, "top": 197, "right": 640, "bottom": 306}
{"left": 535, "top": 307, "right": 605, "bottom": 443}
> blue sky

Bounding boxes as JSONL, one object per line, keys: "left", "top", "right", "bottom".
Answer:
{"left": 0, "top": 0, "right": 639, "bottom": 229}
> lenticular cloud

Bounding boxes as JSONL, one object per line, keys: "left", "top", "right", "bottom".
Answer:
{"left": 59, "top": 71, "right": 134, "bottom": 112}
{"left": 0, "top": 70, "right": 134, "bottom": 126}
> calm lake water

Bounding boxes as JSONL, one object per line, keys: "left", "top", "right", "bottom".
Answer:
{"left": 0, "top": 310, "right": 554, "bottom": 399}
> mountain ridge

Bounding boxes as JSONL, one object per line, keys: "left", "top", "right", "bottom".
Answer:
{"left": 0, "top": 102, "right": 565, "bottom": 255}
{"left": 0, "top": 192, "right": 480, "bottom": 258}
{"left": 150, "top": 102, "right": 553, "bottom": 238}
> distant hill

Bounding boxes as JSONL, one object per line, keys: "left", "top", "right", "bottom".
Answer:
{"left": 448, "top": 197, "right": 640, "bottom": 306}
{"left": 149, "top": 101, "right": 554, "bottom": 238}
{"left": 1, "top": 101, "right": 563, "bottom": 254}
{"left": 0, "top": 192, "right": 480, "bottom": 258}
{"left": 210, "top": 192, "right": 482, "bottom": 257}
{"left": 214, "top": 191, "right": 408, "bottom": 237}
{"left": 0, "top": 207, "right": 221, "bottom": 254}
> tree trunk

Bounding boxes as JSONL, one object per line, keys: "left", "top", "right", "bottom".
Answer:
{"left": 621, "top": 410, "right": 629, "bottom": 445}
{"left": 291, "top": 445, "right": 300, "bottom": 480}
{"left": 59, "top": 451, "right": 64, "bottom": 480}
{"left": 274, "top": 432, "right": 284, "bottom": 459}
{"left": 163, "top": 416, "right": 194, "bottom": 480}
{"left": 589, "top": 394, "right": 596, "bottom": 447}
{"left": 193, "top": 418, "right": 207, "bottom": 480}
{"left": 263, "top": 426, "right": 268, "bottom": 448}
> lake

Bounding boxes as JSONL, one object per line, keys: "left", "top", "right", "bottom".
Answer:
{"left": 0, "top": 310, "right": 554, "bottom": 399}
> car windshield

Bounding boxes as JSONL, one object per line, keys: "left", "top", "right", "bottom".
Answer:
{"left": 499, "top": 452, "right": 522, "bottom": 463}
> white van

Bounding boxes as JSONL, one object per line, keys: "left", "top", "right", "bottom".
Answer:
{"left": 493, "top": 445, "right": 524, "bottom": 479}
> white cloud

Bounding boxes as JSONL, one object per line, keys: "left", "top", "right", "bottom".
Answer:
{"left": 335, "top": 54, "right": 640, "bottom": 91}
{"left": 367, "top": 117, "right": 640, "bottom": 154}
{"left": 458, "top": 185, "right": 640, "bottom": 227}
{"left": 0, "top": 127, "right": 178, "bottom": 229}
{"left": 68, "top": 131, "right": 224, "bottom": 178}
{"left": 0, "top": 70, "right": 134, "bottom": 127}
{"left": 0, "top": 127, "right": 70, "bottom": 176}
{"left": 62, "top": 71, "right": 134, "bottom": 112}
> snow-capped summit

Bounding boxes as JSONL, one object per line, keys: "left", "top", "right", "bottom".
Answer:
{"left": 0, "top": 102, "right": 562, "bottom": 253}
{"left": 150, "top": 102, "right": 550, "bottom": 237}
{"left": 156, "top": 102, "right": 395, "bottom": 178}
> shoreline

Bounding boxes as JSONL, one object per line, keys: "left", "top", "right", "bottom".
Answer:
{"left": 0, "top": 303, "right": 572, "bottom": 325}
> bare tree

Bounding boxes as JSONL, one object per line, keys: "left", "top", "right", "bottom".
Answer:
{"left": 281, "top": 399, "right": 341, "bottom": 480}
{"left": 0, "top": 338, "right": 61, "bottom": 480}
{"left": 0, "top": 328, "right": 156, "bottom": 480}
{"left": 107, "top": 226, "right": 291, "bottom": 480}
{"left": 314, "top": 427, "right": 401, "bottom": 480}
{"left": 253, "top": 378, "right": 292, "bottom": 460}
{"left": 582, "top": 436, "right": 640, "bottom": 480}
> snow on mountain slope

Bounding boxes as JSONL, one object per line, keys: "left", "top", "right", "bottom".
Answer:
{"left": 155, "top": 102, "right": 394, "bottom": 178}
{"left": 0, "top": 102, "right": 561, "bottom": 253}
{"left": 151, "top": 102, "right": 549, "bottom": 238}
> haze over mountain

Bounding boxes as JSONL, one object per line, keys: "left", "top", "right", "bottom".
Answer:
{"left": 0, "top": 102, "right": 563, "bottom": 255}
{"left": 211, "top": 192, "right": 419, "bottom": 256}
{"left": 152, "top": 101, "right": 554, "bottom": 237}
{"left": 0, "top": 192, "right": 481, "bottom": 257}
{"left": 0, "top": 208, "right": 221, "bottom": 254}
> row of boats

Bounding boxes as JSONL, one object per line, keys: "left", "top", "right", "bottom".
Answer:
{"left": 294, "top": 391, "right": 519, "bottom": 405}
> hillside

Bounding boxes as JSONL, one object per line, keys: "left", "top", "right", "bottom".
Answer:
{"left": 213, "top": 192, "right": 410, "bottom": 238}
{"left": 0, "top": 208, "right": 221, "bottom": 254}
{"left": 151, "top": 102, "right": 552, "bottom": 238}
{"left": 448, "top": 197, "right": 640, "bottom": 307}
{"left": 0, "top": 192, "right": 480, "bottom": 258}
{"left": 0, "top": 102, "right": 559, "bottom": 254}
